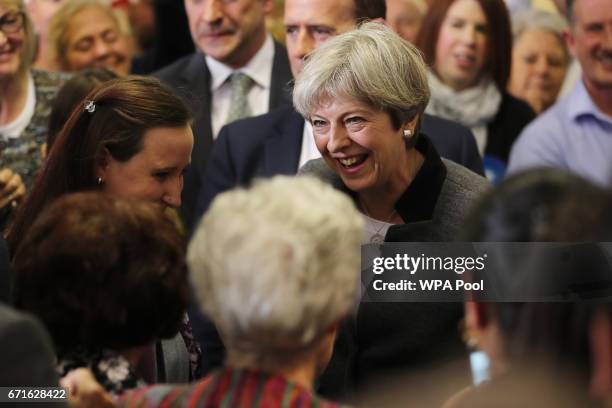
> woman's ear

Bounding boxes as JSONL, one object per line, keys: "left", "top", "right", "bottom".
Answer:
{"left": 403, "top": 114, "right": 420, "bottom": 135}
{"left": 95, "top": 147, "right": 112, "bottom": 182}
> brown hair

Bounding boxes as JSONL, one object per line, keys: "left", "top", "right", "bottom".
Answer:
{"left": 7, "top": 76, "right": 191, "bottom": 254}
{"left": 415, "top": 0, "right": 513, "bottom": 90}
{"left": 13, "top": 192, "right": 190, "bottom": 354}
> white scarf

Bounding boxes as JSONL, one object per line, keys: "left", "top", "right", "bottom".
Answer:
{"left": 426, "top": 71, "right": 502, "bottom": 156}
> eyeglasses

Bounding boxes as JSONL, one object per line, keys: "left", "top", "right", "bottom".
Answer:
{"left": 0, "top": 11, "right": 24, "bottom": 34}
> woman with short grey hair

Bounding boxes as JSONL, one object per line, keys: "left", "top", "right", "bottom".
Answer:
{"left": 295, "top": 22, "right": 489, "bottom": 391}
{"left": 508, "top": 9, "right": 570, "bottom": 114}
{"left": 117, "top": 176, "right": 363, "bottom": 406}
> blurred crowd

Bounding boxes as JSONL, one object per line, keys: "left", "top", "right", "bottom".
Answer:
{"left": 1, "top": 0, "right": 612, "bottom": 407}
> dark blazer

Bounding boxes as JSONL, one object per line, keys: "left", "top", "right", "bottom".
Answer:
{"left": 154, "top": 42, "right": 293, "bottom": 228}
{"left": 485, "top": 92, "right": 536, "bottom": 163}
{"left": 195, "top": 105, "right": 484, "bottom": 218}
{"left": 0, "top": 303, "right": 60, "bottom": 387}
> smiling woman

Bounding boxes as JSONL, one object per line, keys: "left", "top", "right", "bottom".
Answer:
{"left": 49, "top": 0, "right": 133, "bottom": 76}
{"left": 7, "top": 75, "right": 197, "bottom": 385}
{"left": 8, "top": 75, "right": 193, "bottom": 254}
{"left": 295, "top": 22, "right": 490, "bottom": 390}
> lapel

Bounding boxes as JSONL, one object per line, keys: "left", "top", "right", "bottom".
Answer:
{"left": 263, "top": 108, "right": 305, "bottom": 176}
{"left": 181, "top": 53, "right": 214, "bottom": 176}
{"left": 269, "top": 41, "right": 293, "bottom": 110}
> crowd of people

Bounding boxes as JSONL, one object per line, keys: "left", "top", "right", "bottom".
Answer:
{"left": 1, "top": 0, "right": 611, "bottom": 406}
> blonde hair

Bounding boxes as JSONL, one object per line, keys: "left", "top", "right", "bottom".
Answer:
{"left": 293, "top": 22, "right": 430, "bottom": 129}
{"left": 0, "top": 0, "right": 36, "bottom": 74}
{"left": 48, "top": 0, "right": 124, "bottom": 69}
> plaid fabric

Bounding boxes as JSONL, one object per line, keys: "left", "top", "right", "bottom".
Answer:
{"left": 118, "top": 367, "right": 344, "bottom": 408}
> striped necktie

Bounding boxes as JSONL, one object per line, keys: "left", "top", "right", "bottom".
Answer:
{"left": 225, "top": 72, "right": 255, "bottom": 124}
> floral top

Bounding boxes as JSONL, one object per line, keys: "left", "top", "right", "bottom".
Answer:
{"left": 57, "top": 348, "right": 146, "bottom": 395}
{"left": 0, "top": 70, "right": 67, "bottom": 227}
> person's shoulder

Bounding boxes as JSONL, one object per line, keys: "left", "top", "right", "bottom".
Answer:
{"left": 442, "top": 159, "right": 490, "bottom": 197}
{"left": 153, "top": 53, "right": 202, "bottom": 83}
{"left": 118, "top": 378, "right": 215, "bottom": 407}
{"left": 422, "top": 114, "right": 470, "bottom": 137}
{"left": 31, "top": 69, "right": 70, "bottom": 91}
{"left": 225, "top": 105, "right": 297, "bottom": 133}
{"left": 0, "top": 304, "right": 59, "bottom": 386}
{"left": 218, "top": 106, "right": 302, "bottom": 151}
{"left": 298, "top": 158, "right": 346, "bottom": 190}
{"left": 500, "top": 93, "right": 536, "bottom": 120}
{"left": 517, "top": 99, "right": 567, "bottom": 141}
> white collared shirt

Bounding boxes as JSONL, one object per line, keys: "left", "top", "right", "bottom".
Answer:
{"left": 298, "top": 120, "right": 321, "bottom": 168}
{"left": 206, "top": 35, "right": 275, "bottom": 138}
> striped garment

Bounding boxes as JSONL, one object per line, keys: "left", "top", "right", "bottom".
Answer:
{"left": 118, "top": 367, "right": 344, "bottom": 408}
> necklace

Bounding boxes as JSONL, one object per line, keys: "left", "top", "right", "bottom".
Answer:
{"left": 360, "top": 199, "right": 397, "bottom": 244}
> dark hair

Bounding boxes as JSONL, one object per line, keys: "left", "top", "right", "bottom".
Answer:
{"left": 464, "top": 169, "right": 612, "bottom": 379}
{"left": 8, "top": 76, "right": 192, "bottom": 254}
{"left": 47, "top": 68, "right": 118, "bottom": 152}
{"left": 415, "top": 0, "right": 513, "bottom": 90}
{"left": 464, "top": 169, "right": 612, "bottom": 242}
{"left": 12, "top": 192, "right": 190, "bottom": 355}
{"left": 354, "top": 0, "right": 386, "bottom": 22}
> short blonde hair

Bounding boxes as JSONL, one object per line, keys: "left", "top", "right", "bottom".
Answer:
{"left": 293, "top": 22, "right": 430, "bottom": 129}
{"left": 48, "top": 0, "right": 122, "bottom": 69}
{"left": 0, "top": 0, "right": 36, "bottom": 73}
{"left": 188, "top": 176, "right": 363, "bottom": 368}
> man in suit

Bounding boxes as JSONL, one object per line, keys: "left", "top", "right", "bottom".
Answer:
{"left": 194, "top": 0, "right": 483, "bottom": 219}
{"left": 155, "top": 0, "right": 293, "bottom": 227}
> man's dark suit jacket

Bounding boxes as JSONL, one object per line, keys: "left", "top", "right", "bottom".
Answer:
{"left": 195, "top": 105, "right": 484, "bottom": 217}
{"left": 154, "top": 43, "right": 293, "bottom": 228}
{"left": 190, "top": 105, "right": 483, "bottom": 375}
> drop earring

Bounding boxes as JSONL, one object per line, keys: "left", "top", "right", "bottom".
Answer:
{"left": 97, "top": 177, "right": 103, "bottom": 185}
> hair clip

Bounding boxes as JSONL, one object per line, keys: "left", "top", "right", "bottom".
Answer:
{"left": 84, "top": 100, "right": 96, "bottom": 113}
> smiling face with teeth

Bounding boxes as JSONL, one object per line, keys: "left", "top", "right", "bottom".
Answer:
{"left": 310, "top": 95, "right": 418, "bottom": 196}
{"left": 0, "top": 5, "right": 25, "bottom": 78}
{"left": 434, "top": 0, "right": 489, "bottom": 91}
{"left": 566, "top": 0, "right": 612, "bottom": 93}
